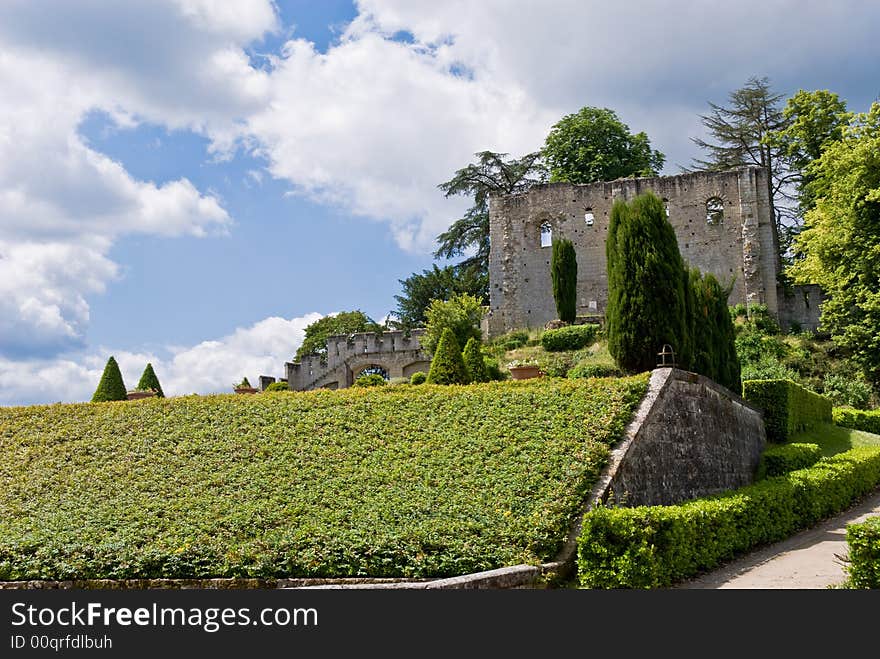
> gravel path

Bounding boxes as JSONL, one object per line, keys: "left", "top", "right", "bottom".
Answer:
{"left": 677, "top": 486, "right": 880, "bottom": 589}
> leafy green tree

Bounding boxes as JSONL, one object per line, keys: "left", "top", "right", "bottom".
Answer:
{"left": 421, "top": 292, "right": 484, "bottom": 356}
{"left": 789, "top": 102, "right": 880, "bottom": 388}
{"left": 462, "top": 337, "right": 488, "bottom": 383}
{"left": 543, "top": 106, "right": 664, "bottom": 184}
{"left": 136, "top": 362, "right": 164, "bottom": 397}
{"left": 774, "top": 89, "right": 851, "bottom": 214}
{"left": 551, "top": 238, "right": 578, "bottom": 322}
{"left": 392, "top": 264, "right": 486, "bottom": 329}
{"left": 691, "top": 76, "right": 791, "bottom": 255}
{"left": 91, "top": 356, "right": 127, "bottom": 402}
{"left": 606, "top": 192, "right": 688, "bottom": 373}
{"left": 353, "top": 374, "right": 387, "bottom": 387}
{"left": 434, "top": 150, "right": 548, "bottom": 283}
{"left": 296, "top": 311, "right": 385, "bottom": 362}
{"left": 263, "top": 381, "right": 290, "bottom": 392}
{"left": 426, "top": 328, "right": 469, "bottom": 385}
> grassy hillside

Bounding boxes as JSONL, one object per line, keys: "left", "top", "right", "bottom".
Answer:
{"left": 0, "top": 376, "right": 648, "bottom": 581}
{"left": 790, "top": 422, "right": 880, "bottom": 457}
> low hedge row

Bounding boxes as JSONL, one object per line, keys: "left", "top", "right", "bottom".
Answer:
{"left": 742, "top": 379, "right": 832, "bottom": 442}
{"left": 845, "top": 516, "right": 880, "bottom": 589}
{"left": 577, "top": 446, "right": 880, "bottom": 588}
{"left": 541, "top": 324, "right": 599, "bottom": 352}
{"left": 568, "top": 362, "right": 622, "bottom": 380}
{"left": 834, "top": 407, "right": 880, "bottom": 435}
{"left": 756, "top": 443, "right": 822, "bottom": 479}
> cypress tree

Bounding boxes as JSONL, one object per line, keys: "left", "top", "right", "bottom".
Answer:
{"left": 687, "top": 269, "right": 741, "bottom": 392}
{"left": 91, "top": 356, "right": 127, "bottom": 402}
{"left": 136, "top": 363, "right": 165, "bottom": 397}
{"left": 462, "top": 337, "right": 488, "bottom": 383}
{"left": 551, "top": 237, "right": 578, "bottom": 323}
{"left": 605, "top": 191, "right": 689, "bottom": 373}
{"left": 426, "top": 328, "right": 469, "bottom": 385}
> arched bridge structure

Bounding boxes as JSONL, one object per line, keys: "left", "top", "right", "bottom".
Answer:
{"left": 274, "top": 329, "right": 431, "bottom": 391}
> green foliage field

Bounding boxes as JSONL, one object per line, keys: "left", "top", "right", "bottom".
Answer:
{"left": 0, "top": 375, "right": 648, "bottom": 581}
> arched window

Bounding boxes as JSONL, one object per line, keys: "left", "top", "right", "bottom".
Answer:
{"left": 584, "top": 208, "right": 594, "bottom": 226}
{"left": 706, "top": 197, "right": 724, "bottom": 225}
{"left": 540, "top": 221, "right": 552, "bottom": 247}
{"left": 662, "top": 198, "right": 670, "bottom": 217}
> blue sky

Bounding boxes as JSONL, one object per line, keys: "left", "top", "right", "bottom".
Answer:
{"left": 1, "top": 0, "right": 879, "bottom": 405}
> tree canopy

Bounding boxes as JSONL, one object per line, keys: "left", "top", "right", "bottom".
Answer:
{"left": 789, "top": 102, "right": 880, "bottom": 388}
{"left": 295, "top": 311, "right": 385, "bottom": 362}
{"left": 392, "top": 264, "right": 486, "bottom": 329}
{"left": 543, "top": 106, "right": 664, "bottom": 184}
{"left": 422, "top": 293, "right": 484, "bottom": 356}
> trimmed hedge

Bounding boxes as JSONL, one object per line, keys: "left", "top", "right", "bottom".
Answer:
{"left": 577, "top": 446, "right": 880, "bottom": 588}
{"left": 756, "top": 443, "right": 822, "bottom": 479}
{"left": 742, "top": 379, "right": 833, "bottom": 442}
{"left": 845, "top": 516, "right": 880, "bottom": 589}
{"left": 541, "top": 324, "right": 600, "bottom": 352}
{"left": 409, "top": 371, "right": 427, "bottom": 385}
{"left": 568, "top": 362, "right": 621, "bottom": 380}
{"left": 834, "top": 407, "right": 880, "bottom": 435}
{"left": 0, "top": 375, "right": 649, "bottom": 580}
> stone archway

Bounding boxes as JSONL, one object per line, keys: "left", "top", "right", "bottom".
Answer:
{"left": 350, "top": 363, "right": 390, "bottom": 384}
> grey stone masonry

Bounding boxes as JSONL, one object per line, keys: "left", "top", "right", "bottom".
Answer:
{"left": 486, "top": 167, "right": 782, "bottom": 336}
{"left": 284, "top": 329, "right": 431, "bottom": 391}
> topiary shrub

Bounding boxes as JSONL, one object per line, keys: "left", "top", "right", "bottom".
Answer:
{"left": 426, "top": 328, "right": 469, "bottom": 385}
{"left": 756, "top": 443, "right": 822, "bottom": 479}
{"left": 136, "top": 363, "right": 165, "bottom": 398}
{"left": 844, "top": 516, "right": 880, "bottom": 589}
{"left": 91, "top": 356, "right": 127, "bottom": 402}
{"left": 568, "top": 362, "right": 622, "bottom": 380}
{"left": 462, "top": 337, "right": 488, "bottom": 383}
{"left": 354, "top": 374, "right": 387, "bottom": 387}
{"left": 551, "top": 238, "right": 578, "bottom": 323}
{"left": 409, "top": 371, "right": 427, "bottom": 385}
{"left": 742, "top": 379, "right": 833, "bottom": 442}
{"left": 263, "top": 382, "right": 290, "bottom": 392}
{"left": 541, "top": 324, "right": 599, "bottom": 352}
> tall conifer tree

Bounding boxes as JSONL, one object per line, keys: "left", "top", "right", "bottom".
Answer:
{"left": 551, "top": 238, "right": 578, "bottom": 323}
{"left": 91, "top": 356, "right": 127, "bottom": 402}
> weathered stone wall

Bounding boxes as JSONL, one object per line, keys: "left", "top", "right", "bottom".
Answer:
{"left": 486, "top": 167, "right": 778, "bottom": 336}
{"left": 284, "top": 329, "right": 429, "bottom": 391}
{"left": 778, "top": 284, "right": 824, "bottom": 333}
{"left": 603, "top": 368, "right": 766, "bottom": 506}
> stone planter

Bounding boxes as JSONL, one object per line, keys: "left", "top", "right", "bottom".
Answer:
{"left": 508, "top": 365, "right": 542, "bottom": 380}
{"left": 126, "top": 390, "right": 157, "bottom": 400}
{"left": 234, "top": 387, "right": 258, "bottom": 394}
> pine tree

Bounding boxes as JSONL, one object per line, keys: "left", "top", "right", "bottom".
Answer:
{"left": 426, "top": 328, "right": 469, "bottom": 385}
{"left": 606, "top": 192, "right": 689, "bottom": 373}
{"left": 462, "top": 337, "right": 488, "bottom": 383}
{"left": 136, "top": 363, "right": 164, "bottom": 397}
{"left": 551, "top": 238, "right": 578, "bottom": 323}
{"left": 91, "top": 356, "right": 127, "bottom": 402}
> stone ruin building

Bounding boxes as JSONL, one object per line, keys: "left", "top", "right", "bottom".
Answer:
{"left": 484, "top": 166, "right": 821, "bottom": 337}
{"left": 266, "top": 166, "right": 821, "bottom": 391}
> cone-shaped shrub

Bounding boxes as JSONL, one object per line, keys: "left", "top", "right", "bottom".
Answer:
{"left": 462, "top": 337, "right": 488, "bottom": 383}
{"left": 606, "top": 191, "right": 688, "bottom": 373}
{"left": 136, "top": 362, "right": 165, "bottom": 397}
{"left": 551, "top": 237, "right": 578, "bottom": 323}
{"left": 427, "top": 328, "right": 469, "bottom": 385}
{"left": 91, "top": 356, "right": 127, "bottom": 402}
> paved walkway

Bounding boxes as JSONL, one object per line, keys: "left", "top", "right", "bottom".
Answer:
{"left": 678, "top": 487, "right": 880, "bottom": 589}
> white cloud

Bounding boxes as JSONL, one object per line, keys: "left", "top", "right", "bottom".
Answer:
{"left": 0, "top": 312, "right": 323, "bottom": 406}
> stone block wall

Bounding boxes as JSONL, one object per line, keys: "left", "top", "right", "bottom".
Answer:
{"left": 603, "top": 368, "right": 766, "bottom": 506}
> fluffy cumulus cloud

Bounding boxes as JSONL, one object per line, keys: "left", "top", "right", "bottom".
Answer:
{"left": 0, "top": 0, "right": 278, "bottom": 359}
{"left": 0, "top": 312, "right": 322, "bottom": 406}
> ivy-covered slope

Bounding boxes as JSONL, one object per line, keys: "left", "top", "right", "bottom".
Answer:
{"left": 0, "top": 376, "right": 647, "bottom": 580}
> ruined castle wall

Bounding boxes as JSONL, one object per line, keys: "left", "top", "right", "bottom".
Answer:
{"left": 284, "top": 329, "right": 429, "bottom": 391}
{"left": 487, "top": 167, "right": 777, "bottom": 336}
